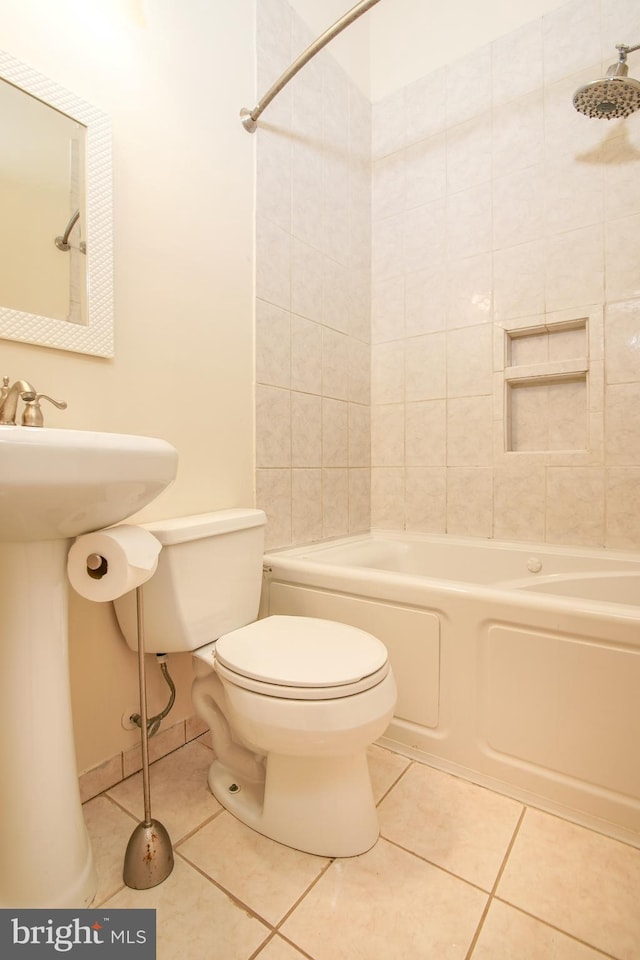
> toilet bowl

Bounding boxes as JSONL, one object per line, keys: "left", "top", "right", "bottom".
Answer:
{"left": 114, "top": 510, "right": 397, "bottom": 857}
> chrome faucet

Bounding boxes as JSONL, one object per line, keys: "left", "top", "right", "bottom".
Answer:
{"left": 0, "top": 377, "right": 37, "bottom": 425}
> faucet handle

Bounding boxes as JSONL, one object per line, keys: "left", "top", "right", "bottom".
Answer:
{"left": 22, "top": 393, "right": 68, "bottom": 428}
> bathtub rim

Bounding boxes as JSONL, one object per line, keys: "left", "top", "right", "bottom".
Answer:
{"left": 265, "top": 528, "right": 640, "bottom": 567}
{"left": 264, "top": 531, "right": 640, "bottom": 630}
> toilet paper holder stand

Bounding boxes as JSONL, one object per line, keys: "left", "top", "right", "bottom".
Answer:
{"left": 122, "top": 585, "right": 174, "bottom": 889}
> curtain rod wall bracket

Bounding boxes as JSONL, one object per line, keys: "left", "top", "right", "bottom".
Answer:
{"left": 240, "top": 108, "right": 258, "bottom": 133}
{"left": 240, "top": 0, "right": 383, "bottom": 133}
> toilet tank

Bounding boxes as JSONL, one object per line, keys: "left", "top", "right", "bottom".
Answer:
{"left": 113, "top": 509, "right": 267, "bottom": 653}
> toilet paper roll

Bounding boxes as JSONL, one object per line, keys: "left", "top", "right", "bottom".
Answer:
{"left": 67, "top": 525, "right": 162, "bottom": 602}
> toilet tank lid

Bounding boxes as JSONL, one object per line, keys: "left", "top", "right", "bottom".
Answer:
{"left": 140, "top": 508, "right": 266, "bottom": 546}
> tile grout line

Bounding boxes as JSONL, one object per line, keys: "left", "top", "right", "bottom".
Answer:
{"left": 171, "top": 847, "right": 277, "bottom": 933}
{"left": 374, "top": 756, "right": 414, "bottom": 807}
{"left": 489, "top": 897, "right": 622, "bottom": 960}
{"left": 379, "top": 833, "right": 493, "bottom": 896}
{"left": 273, "top": 856, "right": 336, "bottom": 932}
{"left": 462, "top": 804, "right": 527, "bottom": 960}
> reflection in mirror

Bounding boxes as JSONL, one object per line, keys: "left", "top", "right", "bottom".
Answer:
{"left": 0, "top": 80, "right": 86, "bottom": 324}
{"left": 0, "top": 50, "right": 113, "bottom": 357}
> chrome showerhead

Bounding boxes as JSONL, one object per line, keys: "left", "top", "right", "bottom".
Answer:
{"left": 573, "top": 43, "right": 640, "bottom": 119}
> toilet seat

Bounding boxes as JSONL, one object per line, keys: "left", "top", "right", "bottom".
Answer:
{"left": 203, "top": 615, "right": 390, "bottom": 701}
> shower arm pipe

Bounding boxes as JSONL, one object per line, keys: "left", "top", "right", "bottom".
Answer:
{"left": 240, "top": 0, "right": 383, "bottom": 132}
{"left": 616, "top": 42, "right": 640, "bottom": 61}
{"left": 609, "top": 41, "right": 640, "bottom": 74}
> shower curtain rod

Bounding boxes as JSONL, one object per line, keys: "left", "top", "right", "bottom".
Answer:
{"left": 240, "top": 0, "right": 383, "bottom": 132}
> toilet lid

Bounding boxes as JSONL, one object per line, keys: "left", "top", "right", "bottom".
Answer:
{"left": 215, "top": 615, "right": 388, "bottom": 689}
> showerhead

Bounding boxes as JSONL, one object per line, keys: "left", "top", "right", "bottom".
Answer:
{"left": 573, "top": 43, "right": 640, "bottom": 119}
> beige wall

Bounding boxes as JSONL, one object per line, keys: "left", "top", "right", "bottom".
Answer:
{"left": 0, "top": 0, "right": 256, "bottom": 771}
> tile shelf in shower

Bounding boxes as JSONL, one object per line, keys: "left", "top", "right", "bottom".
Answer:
{"left": 505, "top": 321, "right": 588, "bottom": 453}
{"left": 493, "top": 307, "right": 604, "bottom": 459}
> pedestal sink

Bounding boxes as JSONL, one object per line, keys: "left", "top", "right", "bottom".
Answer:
{"left": 0, "top": 426, "right": 178, "bottom": 908}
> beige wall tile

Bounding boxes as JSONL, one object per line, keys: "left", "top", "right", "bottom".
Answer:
{"left": 256, "top": 300, "right": 291, "bottom": 389}
{"left": 493, "top": 240, "right": 545, "bottom": 322}
{"left": 256, "top": 0, "right": 640, "bottom": 552}
{"left": 291, "top": 392, "right": 321, "bottom": 468}
{"left": 447, "top": 467, "right": 493, "bottom": 537}
{"left": 447, "top": 396, "right": 494, "bottom": 465}
{"left": 348, "top": 467, "right": 371, "bottom": 533}
{"left": 371, "top": 467, "right": 405, "bottom": 528}
{"left": 292, "top": 469, "right": 323, "bottom": 544}
{"left": 493, "top": 462, "right": 546, "bottom": 541}
{"left": 322, "top": 468, "right": 349, "bottom": 538}
{"left": 605, "top": 299, "right": 640, "bottom": 384}
{"left": 405, "top": 467, "right": 447, "bottom": 532}
{"left": 406, "top": 332, "right": 446, "bottom": 401}
{"left": 605, "top": 382, "right": 640, "bottom": 464}
{"left": 606, "top": 468, "right": 640, "bottom": 549}
{"left": 447, "top": 325, "right": 493, "bottom": 398}
{"left": 371, "top": 403, "right": 405, "bottom": 466}
{"left": 545, "top": 466, "right": 605, "bottom": 546}
{"left": 405, "top": 400, "right": 446, "bottom": 466}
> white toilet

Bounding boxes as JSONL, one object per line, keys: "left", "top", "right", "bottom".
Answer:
{"left": 114, "top": 509, "right": 397, "bottom": 858}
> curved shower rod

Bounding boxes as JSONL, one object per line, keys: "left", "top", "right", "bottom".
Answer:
{"left": 240, "top": 0, "right": 383, "bottom": 132}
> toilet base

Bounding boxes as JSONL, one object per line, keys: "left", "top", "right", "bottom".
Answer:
{"left": 208, "top": 750, "right": 379, "bottom": 858}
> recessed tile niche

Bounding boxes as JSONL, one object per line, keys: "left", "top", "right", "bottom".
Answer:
{"left": 508, "top": 376, "right": 587, "bottom": 451}
{"left": 495, "top": 307, "right": 603, "bottom": 460}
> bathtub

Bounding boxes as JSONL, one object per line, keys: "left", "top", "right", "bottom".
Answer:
{"left": 262, "top": 531, "right": 640, "bottom": 846}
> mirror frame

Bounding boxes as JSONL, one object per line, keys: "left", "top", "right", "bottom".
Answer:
{"left": 0, "top": 49, "right": 113, "bottom": 357}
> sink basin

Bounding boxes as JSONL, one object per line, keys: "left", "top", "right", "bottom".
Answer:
{"left": 0, "top": 426, "right": 178, "bottom": 907}
{"left": 0, "top": 426, "right": 178, "bottom": 541}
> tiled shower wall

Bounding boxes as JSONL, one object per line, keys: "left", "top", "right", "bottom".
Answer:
{"left": 370, "top": 0, "right": 640, "bottom": 549}
{"left": 255, "top": 0, "right": 372, "bottom": 549}
{"left": 256, "top": 0, "right": 640, "bottom": 551}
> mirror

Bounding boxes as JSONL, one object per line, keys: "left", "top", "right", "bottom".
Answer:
{"left": 0, "top": 49, "right": 113, "bottom": 357}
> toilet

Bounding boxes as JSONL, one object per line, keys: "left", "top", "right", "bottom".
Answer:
{"left": 113, "top": 509, "right": 397, "bottom": 858}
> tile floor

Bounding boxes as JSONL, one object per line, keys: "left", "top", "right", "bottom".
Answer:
{"left": 84, "top": 739, "right": 640, "bottom": 960}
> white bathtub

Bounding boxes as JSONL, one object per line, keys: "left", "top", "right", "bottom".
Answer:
{"left": 262, "top": 531, "right": 640, "bottom": 846}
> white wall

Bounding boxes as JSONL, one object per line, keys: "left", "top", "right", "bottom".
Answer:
{"left": 369, "top": 0, "right": 579, "bottom": 100}
{"left": 0, "top": 0, "right": 256, "bottom": 771}
{"left": 288, "top": 0, "right": 572, "bottom": 101}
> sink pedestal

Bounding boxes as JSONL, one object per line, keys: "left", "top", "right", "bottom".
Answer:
{"left": 0, "top": 424, "right": 178, "bottom": 905}
{"left": 0, "top": 540, "right": 97, "bottom": 908}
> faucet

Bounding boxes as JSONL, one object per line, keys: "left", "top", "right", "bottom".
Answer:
{"left": 0, "top": 378, "right": 37, "bottom": 425}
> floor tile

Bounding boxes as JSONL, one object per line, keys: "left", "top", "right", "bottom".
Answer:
{"left": 177, "top": 810, "right": 329, "bottom": 925}
{"left": 83, "top": 795, "right": 137, "bottom": 906}
{"left": 254, "top": 935, "right": 311, "bottom": 959}
{"left": 103, "top": 854, "right": 270, "bottom": 960}
{"left": 367, "top": 743, "right": 410, "bottom": 802}
{"left": 471, "top": 899, "right": 611, "bottom": 959}
{"left": 378, "top": 761, "right": 524, "bottom": 888}
{"left": 107, "top": 740, "right": 221, "bottom": 842}
{"left": 497, "top": 808, "right": 640, "bottom": 960}
{"left": 280, "top": 837, "right": 487, "bottom": 960}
